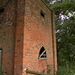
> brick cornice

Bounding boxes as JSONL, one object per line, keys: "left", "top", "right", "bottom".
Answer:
{"left": 0, "top": 0, "right": 9, "bottom": 9}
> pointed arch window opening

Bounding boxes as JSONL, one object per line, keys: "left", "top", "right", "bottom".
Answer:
{"left": 38, "top": 46, "right": 47, "bottom": 59}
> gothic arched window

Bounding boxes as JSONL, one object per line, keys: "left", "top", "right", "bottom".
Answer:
{"left": 38, "top": 46, "right": 47, "bottom": 59}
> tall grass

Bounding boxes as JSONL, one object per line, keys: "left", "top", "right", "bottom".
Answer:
{"left": 57, "top": 63, "right": 75, "bottom": 75}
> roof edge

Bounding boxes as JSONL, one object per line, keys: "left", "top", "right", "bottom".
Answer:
{"left": 41, "top": 0, "right": 53, "bottom": 12}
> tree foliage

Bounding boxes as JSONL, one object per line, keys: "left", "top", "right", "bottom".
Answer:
{"left": 43, "top": 0, "right": 75, "bottom": 65}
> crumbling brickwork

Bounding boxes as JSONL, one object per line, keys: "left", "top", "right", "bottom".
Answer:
{"left": 0, "top": 0, "right": 57, "bottom": 75}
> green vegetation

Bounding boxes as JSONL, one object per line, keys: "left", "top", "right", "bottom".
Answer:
{"left": 57, "top": 63, "right": 75, "bottom": 75}
{"left": 43, "top": 0, "right": 75, "bottom": 75}
{"left": 0, "top": 66, "right": 2, "bottom": 75}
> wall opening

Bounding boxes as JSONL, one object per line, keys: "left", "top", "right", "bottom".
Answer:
{"left": 40, "top": 10, "right": 45, "bottom": 18}
{"left": 0, "top": 8, "right": 4, "bottom": 13}
{"left": 38, "top": 46, "right": 47, "bottom": 59}
{"left": 0, "top": 48, "right": 3, "bottom": 67}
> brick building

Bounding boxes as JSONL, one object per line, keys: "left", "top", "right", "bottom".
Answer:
{"left": 0, "top": 0, "right": 57, "bottom": 75}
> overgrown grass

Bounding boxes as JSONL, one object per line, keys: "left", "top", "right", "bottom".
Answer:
{"left": 57, "top": 63, "right": 75, "bottom": 75}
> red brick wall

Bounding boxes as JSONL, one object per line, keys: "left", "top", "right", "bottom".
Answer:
{"left": 39, "top": 59, "right": 47, "bottom": 73}
{"left": 14, "top": 0, "right": 25, "bottom": 75}
{"left": 0, "top": 0, "right": 16, "bottom": 75}
{"left": 52, "top": 12, "right": 57, "bottom": 74}
{"left": 22, "top": 0, "right": 57, "bottom": 75}
{"left": 0, "top": 0, "right": 57, "bottom": 75}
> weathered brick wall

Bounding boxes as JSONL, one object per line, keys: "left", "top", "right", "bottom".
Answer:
{"left": 0, "top": 0, "right": 16, "bottom": 75}
{"left": 52, "top": 12, "right": 57, "bottom": 74}
{"left": 22, "top": 0, "right": 57, "bottom": 75}
{"left": 0, "top": 0, "right": 57, "bottom": 75}
{"left": 14, "top": 0, "right": 25, "bottom": 75}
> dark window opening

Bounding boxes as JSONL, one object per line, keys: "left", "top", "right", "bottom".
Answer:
{"left": 0, "top": 48, "right": 3, "bottom": 67}
{"left": 38, "top": 46, "right": 47, "bottom": 59}
{"left": 0, "top": 48, "right": 2, "bottom": 50}
{"left": 40, "top": 10, "right": 45, "bottom": 18}
{"left": 0, "top": 8, "right": 4, "bottom": 13}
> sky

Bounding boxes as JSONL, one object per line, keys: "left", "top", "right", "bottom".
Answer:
{"left": 50, "top": 0, "right": 56, "bottom": 4}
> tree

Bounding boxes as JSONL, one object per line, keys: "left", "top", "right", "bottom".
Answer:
{"left": 43, "top": 0, "right": 75, "bottom": 65}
